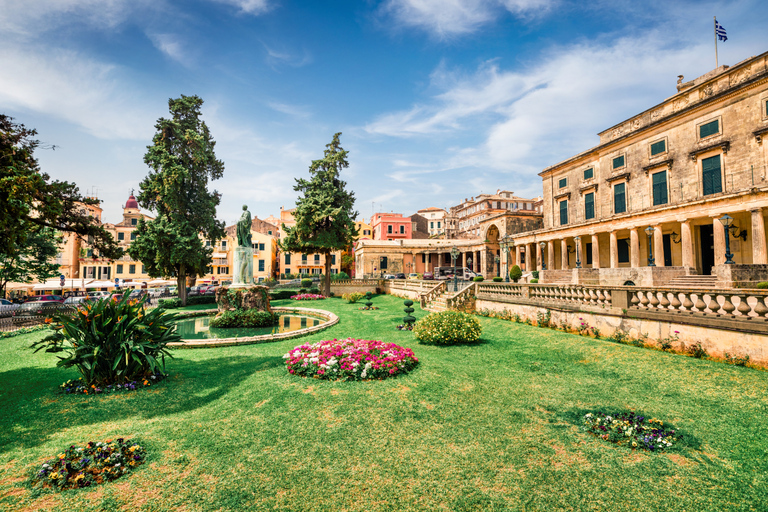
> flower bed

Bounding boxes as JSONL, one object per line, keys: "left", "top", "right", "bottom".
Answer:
{"left": 30, "top": 438, "right": 146, "bottom": 490}
{"left": 290, "top": 294, "right": 326, "bottom": 301}
{"left": 59, "top": 373, "right": 168, "bottom": 395}
{"left": 583, "top": 412, "right": 682, "bottom": 452}
{"left": 284, "top": 338, "right": 419, "bottom": 380}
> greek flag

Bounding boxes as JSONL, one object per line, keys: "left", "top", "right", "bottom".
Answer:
{"left": 715, "top": 19, "right": 727, "bottom": 41}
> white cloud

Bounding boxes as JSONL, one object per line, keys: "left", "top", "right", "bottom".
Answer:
{"left": 379, "top": 0, "right": 554, "bottom": 37}
{"left": 268, "top": 102, "right": 312, "bottom": 118}
{"left": 210, "top": 0, "right": 272, "bottom": 15}
{"left": 262, "top": 42, "right": 313, "bottom": 68}
{"left": 0, "top": 0, "right": 147, "bottom": 34}
{"left": 147, "top": 32, "right": 192, "bottom": 66}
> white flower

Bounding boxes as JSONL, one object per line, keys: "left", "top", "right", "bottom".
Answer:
{"left": 282, "top": 353, "right": 290, "bottom": 359}
{"left": 361, "top": 371, "right": 367, "bottom": 378}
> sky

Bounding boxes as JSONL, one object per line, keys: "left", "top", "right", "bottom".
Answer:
{"left": 2, "top": 0, "right": 766, "bottom": 227}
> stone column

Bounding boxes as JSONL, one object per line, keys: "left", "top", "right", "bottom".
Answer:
{"left": 480, "top": 250, "right": 487, "bottom": 276}
{"left": 561, "top": 239, "right": 569, "bottom": 269}
{"left": 681, "top": 220, "right": 694, "bottom": 268}
{"left": 514, "top": 246, "right": 521, "bottom": 267}
{"left": 751, "top": 208, "right": 768, "bottom": 264}
{"left": 547, "top": 241, "right": 555, "bottom": 270}
{"left": 527, "top": 243, "right": 535, "bottom": 271}
{"left": 630, "top": 228, "right": 640, "bottom": 268}
{"left": 591, "top": 234, "right": 600, "bottom": 268}
{"left": 653, "top": 226, "right": 665, "bottom": 267}
{"left": 609, "top": 231, "right": 618, "bottom": 268}
{"left": 462, "top": 252, "right": 467, "bottom": 270}
{"left": 713, "top": 216, "right": 726, "bottom": 266}
{"left": 536, "top": 243, "right": 543, "bottom": 271}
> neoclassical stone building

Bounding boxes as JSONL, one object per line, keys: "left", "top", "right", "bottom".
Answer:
{"left": 511, "top": 50, "right": 768, "bottom": 287}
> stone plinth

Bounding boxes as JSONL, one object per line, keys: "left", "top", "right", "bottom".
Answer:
{"left": 215, "top": 286, "right": 272, "bottom": 314}
{"left": 232, "top": 247, "right": 253, "bottom": 288}
{"left": 714, "top": 264, "right": 768, "bottom": 288}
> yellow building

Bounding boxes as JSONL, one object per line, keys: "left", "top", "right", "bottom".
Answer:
{"left": 277, "top": 207, "right": 343, "bottom": 278}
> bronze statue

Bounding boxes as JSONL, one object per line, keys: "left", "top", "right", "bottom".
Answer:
{"left": 237, "top": 205, "right": 252, "bottom": 248}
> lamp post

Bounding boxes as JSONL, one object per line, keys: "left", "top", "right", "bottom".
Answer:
{"left": 574, "top": 236, "right": 582, "bottom": 269}
{"left": 467, "top": 255, "right": 473, "bottom": 273}
{"left": 719, "top": 214, "right": 735, "bottom": 264}
{"left": 379, "top": 256, "right": 384, "bottom": 277}
{"left": 495, "top": 255, "right": 500, "bottom": 277}
{"left": 450, "top": 246, "right": 460, "bottom": 292}
{"left": 500, "top": 234, "right": 512, "bottom": 282}
{"left": 539, "top": 241, "right": 546, "bottom": 270}
{"left": 645, "top": 226, "right": 656, "bottom": 266}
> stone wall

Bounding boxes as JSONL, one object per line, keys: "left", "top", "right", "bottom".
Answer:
{"left": 330, "top": 280, "right": 380, "bottom": 296}
{"left": 715, "top": 263, "right": 768, "bottom": 287}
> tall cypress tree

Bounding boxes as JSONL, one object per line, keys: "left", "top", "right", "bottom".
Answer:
{"left": 281, "top": 133, "right": 358, "bottom": 297}
{"left": 129, "top": 95, "right": 225, "bottom": 305}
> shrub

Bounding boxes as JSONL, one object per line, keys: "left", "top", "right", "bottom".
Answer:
{"left": 473, "top": 276, "right": 484, "bottom": 282}
{"left": 687, "top": 341, "right": 707, "bottom": 359}
{"left": 269, "top": 290, "right": 297, "bottom": 300}
{"left": 300, "top": 278, "right": 313, "bottom": 289}
{"left": 342, "top": 292, "right": 365, "bottom": 303}
{"left": 583, "top": 412, "right": 683, "bottom": 452}
{"left": 332, "top": 272, "right": 350, "bottom": 280}
{"left": 757, "top": 281, "right": 768, "bottom": 289}
{"left": 284, "top": 338, "right": 419, "bottom": 380}
{"left": 209, "top": 310, "right": 279, "bottom": 328}
{"left": 492, "top": 277, "right": 503, "bottom": 282}
{"left": 31, "top": 292, "right": 178, "bottom": 386}
{"left": 531, "top": 270, "right": 539, "bottom": 279}
{"left": 413, "top": 311, "right": 481, "bottom": 345}
{"left": 530, "top": 278, "right": 539, "bottom": 283}
{"left": 158, "top": 295, "right": 216, "bottom": 309}
{"left": 725, "top": 352, "right": 750, "bottom": 366}
{"left": 609, "top": 329, "right": 629, "bottom": 344}
{"left": 30, "top": 438, "right": 146, "bottom": 491}
{"left": 509, "top": 265, "right": 522, "bottom": 282}
{"left": 308, "top": 287, "right": 321, "bottom": 295}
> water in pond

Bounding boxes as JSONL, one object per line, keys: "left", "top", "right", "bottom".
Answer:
{"left": 175, "top": 314, "right": 321, "bottom": 339}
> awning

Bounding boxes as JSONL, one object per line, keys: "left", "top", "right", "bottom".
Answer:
{"left": 147, "top": 279, "right": 175, "bottom": 286}
{"left": 212, "top": 252, "right": 228, "bottom": 258}
{"left": 32, "top": 279, "right": 93, "bottom": 291}
{"left": 5, "top": 282, "right": 35, "bottom": 290}
{"left": 85, "top": 280, "right": 119, "bottom": 289}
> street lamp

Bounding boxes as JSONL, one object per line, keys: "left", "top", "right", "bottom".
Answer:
{"left": 450, "top": 246, "right": 460, "bottom": 292}
{"left": 500, "top": 234, "right": 512, "bottom": 282}
{"left": 574, "top": 236, "right": 582, "bottom": 269}
{"left": 379, "top": 256, "right": 384, "bottom": 277}
{"left": 719, "top": 214, "right": 735, "bottom": 264}
{"left": 494, "top": 255, "right": 500, "bottom": 277}
{"left": 644, "top": 226, "right": 656, "bottom": 267}
{"left": 539, "top": 241, "right": 547, "bottom": 270}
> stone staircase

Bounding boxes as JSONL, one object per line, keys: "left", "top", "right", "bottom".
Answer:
{"left": 666, "top": 275, "right": 719, "bottom": 288}
{"left": 424, "top": 291, "right": 451, "bottom": 312}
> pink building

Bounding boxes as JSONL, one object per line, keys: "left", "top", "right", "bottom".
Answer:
{"left": 370, "top": 212, "right": 412, "bottom": 240}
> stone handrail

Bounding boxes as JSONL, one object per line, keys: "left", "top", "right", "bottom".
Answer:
{"left": 331, "top": 279, "right": 381, "bottom": 286}
{"left": 529, "top": 284, "right": 614, "bottom": 308}
{"left": 628, "top": 288, "right": 768, "bottom": 318}
{"left": 475, "top": 282, "right": 526, "bottom": 301}
{"left": 390, "top": 280, "right": 434, "bottom": 292}
{"left": 419, "top": 281, "right": 445, "bottom": 308}
{"left": 447, "top": 283, "right": 476, "bottom": 310}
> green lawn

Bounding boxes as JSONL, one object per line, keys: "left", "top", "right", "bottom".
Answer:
{"left": 1, "top": 294, "right": 767, "bottom": 511}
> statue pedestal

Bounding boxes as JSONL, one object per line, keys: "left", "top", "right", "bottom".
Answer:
{"left": 231, "top": 247, "right": 253, "bottom": 288}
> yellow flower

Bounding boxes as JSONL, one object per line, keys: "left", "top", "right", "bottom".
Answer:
{"left": 58, "top": 453, "right": 65, "bottom": 459}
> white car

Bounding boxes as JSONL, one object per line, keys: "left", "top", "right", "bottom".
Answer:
{"left": 63, "top": 296, "right": 89, "bottom": 305}
{"left": 87, "top": 291, "right": 111, "bottom": 300}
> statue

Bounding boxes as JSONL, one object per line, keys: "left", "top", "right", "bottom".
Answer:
{"left": 237, "top": 205, "right": 252, "bottom": 248}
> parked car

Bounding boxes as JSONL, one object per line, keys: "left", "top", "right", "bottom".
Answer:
{"left": 203, "top": 285, "right": 219, "bottom": 296}
{"left": 382, "top": 274, "right": 396, "bottom": 280}
{"left": 394, "top": 273, "right": 406, "bottom": 280}
{"left": 0, "top": 299, "right": 21, "bottom": 316}
{"left": 408, "top": 273, "right": 419, "bottom": 280}
{"left": 87, "top": 291, "right": 111, "bottom": 300}
{"left": 0, "top": 299, "right": 12, "bottom": 306}
{"left": 63, "top": 296, "right": 89, "bottom": 305}
{"left": 25, "top": 295, "right": 64, "bottom": 303}
{"left": 422, "top": 272, "right": 434, "bottom": 280}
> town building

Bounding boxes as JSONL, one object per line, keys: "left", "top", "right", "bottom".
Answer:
{"left": 510, "top": 50, "right": 768, "bottom": 287}
{"left": 409, "top": 213, "right": 431, "bottom": 239}
{"left": 354, "top": 220, "right": 372, "bottom": 240}
{"left": 278, "top": 207, "right": 343, "bottom": 278}
{"left": 416, "top": 207, "right": 447, "bottom": 237}
{"left": 370, "top": 212, "right": 412, "bottom": 240}
{"left": 445, "top": 190, "right": 543, "bottom": 240}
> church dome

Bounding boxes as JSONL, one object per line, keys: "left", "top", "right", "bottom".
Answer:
{"left": 125, "top": 194, "right": 139, "bottom": 210}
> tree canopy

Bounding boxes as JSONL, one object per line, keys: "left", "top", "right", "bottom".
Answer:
{"left": 128, "top": 95, "right": 225, "bottom": 305}
{"left": 280, "top": 132, "right": 358, "bottom": 296}
{"left": 0, "top": 114, "right": 122, "bottom": 296}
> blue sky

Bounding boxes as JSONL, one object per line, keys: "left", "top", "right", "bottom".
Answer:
{"left": 2, "top": 0, "right": 765, "bottom": 226}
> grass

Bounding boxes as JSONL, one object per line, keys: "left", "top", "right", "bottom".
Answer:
{"left": 1, "top": 294, "right": 767, "bottom": 511}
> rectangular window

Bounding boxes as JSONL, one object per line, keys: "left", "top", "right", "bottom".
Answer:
{"left": 584, "top": 192, "right": 595, "bottom": 220}
{"left": 699, "top": 119, "right": 720, "bottom": 139}
{"left": 558, "top": 177, "right": 567, "bottom": 188}
{"left": 302, "top": 254, "right": 307, "bottom": 262}
{"left": 585, "top": 242, "right": 593, "bottom": 265}
{"left": 314, "top": 254, "right": 320, "bottom": 262}
{"left": 399, "top": 225, "right": 404, "bottom": 234}
{"left": 437, "top": 222, "right": 441, "bottom": 228}
{"left": 702, "top": 154, "right": 723, "bottom": 196}
{"left": 652, "top": 170, "right": 668, "bottom": 205}
{"left": 421, "top": 254, "right": 426, "bottom": 263}
{"left": 381, "top": 256, "right": 388, "bottom": 269}
{"left": 141, "top": 265, "right": 145, "bottom": 274}
{"left": 612, "top": 155, "right": 625, "bottom": 169}
{"left": 559, "top": 200, "right": 568, "bottom": 225}
{"left": 614, "top": 183, "right": 626, "bottom": 214}
{"left": 116, "top": 264, "right": 123, "bottom": 274}
{"left": 284, "top": 268, "right": 290, "bottom": 275}
{"left": 221, "top": 240, "right": 227, "bottom": 249}
{"left": 118, "top": 232, "right": 125, "bottom": 241}
{"left": 217, "top": 266, "right": 229, "bottom": 274}
{"left": 129, "top": 264, "right": 136, "bottom": 274}
{"left": 130, "top": 232, "right": 137, "bottom": 241}
{"left": 258, "top": 260, "right": 265, "bottom": 272}
{"left": 206, "top": 240, "right": 211, "bottom": 247}
{"left": 618, "top": 239, "right": 630, "bottom": 263}
{"left": 430, "top": 222, "right": 434, "bottom": 228}
{"left": 259, "top": 243, "right": 265, "bottom": 251}
{"left": 583, "top": 168, "right": 594, "bottom": 180}
{"left": 387, "top": 225, "right": 393, "bottom": 234}
{"left": 650, "top": 140, "right": 666, "bottom": 156}
{"left": 131, "top": 218, "right": 137, "bottom": 226}
{"left": 331, "top": 255, "right": 336, "bottom": 265}
{"left": 285, "top": 253, "right": 291, "bottom": 264}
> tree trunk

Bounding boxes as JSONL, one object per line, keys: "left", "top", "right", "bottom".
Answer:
{"left": 324, "top": 255, "right": 331, "bottom": 297}
{"left": 178, "top": 262, "right": 187, "bottom": 306}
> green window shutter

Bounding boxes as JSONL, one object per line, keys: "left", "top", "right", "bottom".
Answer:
{"left": 650, "top": 140, "right": 666, "bottom": 156}
{"left": 699, "top": 120, "right": 719, "bottom": 139}
{"left": 584, "top": 192, "right": 595, "bottom": 220}
{"left": 652, "top": 171, "right": 668, "bottom": 205}
{"left": 583, "top": 168, "right": 594, "bottom": 180}
{"left": 258, "top": 260, "right": 265, "bottom": 271}
{"left": 702, "top": 155, "right": 722, "bottom": 195}
{"left": 558, "top": 177, "right": 567, "bottom": 188}
{"left": 614, "top": 183, "right": 626, "bottom": 214}
{"left": 559, "top": 200, "right": 568, "bottom": 225}
{"left": 612, "top": 155, "right": 625, "bottom": 169}
{"left": 381, "top": 257, "right": 388, "bottom": 269}
{"left": 285, "top": 253, "right": 291, "bottom": 264}
{"left": 332, "top": 255, "right": 336, "bottom": 265}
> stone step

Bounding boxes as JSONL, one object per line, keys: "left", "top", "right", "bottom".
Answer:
{"left": 667, "top": 275, "right": 719, "bottom": 288}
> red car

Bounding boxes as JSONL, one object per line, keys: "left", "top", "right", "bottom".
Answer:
{"left": 422, "top": 272, "right": 434, "bottom": 280}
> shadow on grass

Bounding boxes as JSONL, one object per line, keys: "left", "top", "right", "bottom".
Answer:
{"left": 417, "top": 338, "right": 490, "bottom": 347}
{"left": 0, "top": 354, "right": 284, "bottom": 453}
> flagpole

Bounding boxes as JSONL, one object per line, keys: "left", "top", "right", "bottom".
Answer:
{"left": 714, "top": 16, "right": 719, "bottom": 68}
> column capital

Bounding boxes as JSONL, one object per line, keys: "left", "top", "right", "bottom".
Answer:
{"left": 750, "top": 207, "right": 764, "bottom": 213}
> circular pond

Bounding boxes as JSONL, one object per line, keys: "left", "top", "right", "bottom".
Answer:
{"left": 175, "top": 314, "right": 321, "bottom": 340}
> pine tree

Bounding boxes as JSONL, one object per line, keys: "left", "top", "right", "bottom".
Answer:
{"left": 281, "top": 133, "right": 358, "bottom": 297}
{"left": 129, "top": 95, "right": 225, "bottom": 306}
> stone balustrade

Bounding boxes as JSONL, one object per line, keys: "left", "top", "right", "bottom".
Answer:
{"left": 419, "top": 282, "right": 445, "bottom": 308}
{"left": 629, "top": 288, "right": 768, "bottom": 318}
{"left": 446, "top": 283, "right": 476, "bottom": 311}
